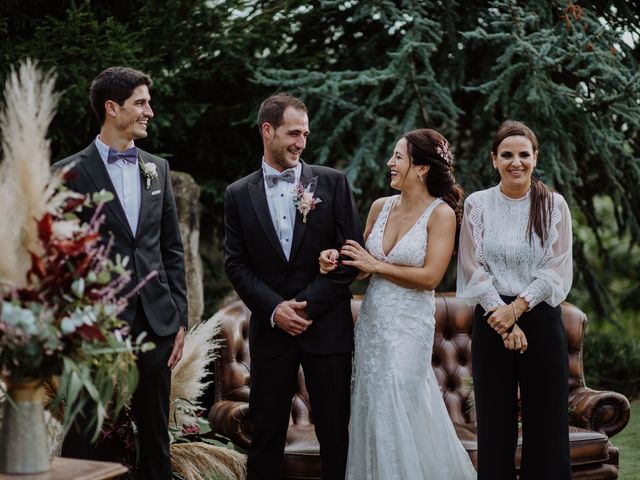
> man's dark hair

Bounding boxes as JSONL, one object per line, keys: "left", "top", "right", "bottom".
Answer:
{"left": 89, "top": 67, "right": 152, "bottom": 125}
{"left": 257, "top": 93, "right": 307, "bottom": 135}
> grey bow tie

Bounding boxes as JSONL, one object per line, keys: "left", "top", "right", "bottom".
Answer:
{"left": 265, "top": 169, "right": 295, "bottom": 188}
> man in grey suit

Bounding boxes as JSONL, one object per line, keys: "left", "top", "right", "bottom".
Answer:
{"left": 54, "top": 67, "right": 187, "bottom": 480}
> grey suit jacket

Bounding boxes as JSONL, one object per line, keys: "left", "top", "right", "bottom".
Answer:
{"left": 53, "top": 142, "right": 188, "bottom": 336}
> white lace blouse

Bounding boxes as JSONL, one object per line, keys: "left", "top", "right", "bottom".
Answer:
{"left": 456, "top": 185, "right": 573, "bottom": 311}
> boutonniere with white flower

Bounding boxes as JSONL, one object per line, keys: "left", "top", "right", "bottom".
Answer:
{"left": 139, "top": 157, "right": 158, "bottom": 189}
{"left": 293, "top": 176, "right": 320, "bottom": 223}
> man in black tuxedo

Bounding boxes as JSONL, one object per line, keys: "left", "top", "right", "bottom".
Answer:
{"left": 54, "top": 67, "right": 188, "bottom": 480}
{"left": 224, "top": 93, "right": 363, "bottom": 479}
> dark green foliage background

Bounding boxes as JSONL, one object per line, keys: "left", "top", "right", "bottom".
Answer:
{"left": 1, "top": 0, "right": 639, "bottom": 339}
{"left": 584, "top": 331, "right": 640, "bottom": 399}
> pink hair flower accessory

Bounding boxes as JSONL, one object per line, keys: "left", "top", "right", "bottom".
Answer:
{"left": 436, "top": 141, "right": 453, "bottom": 166}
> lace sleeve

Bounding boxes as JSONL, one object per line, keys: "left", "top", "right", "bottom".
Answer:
{"left": 520, "top": 194, "right": 573, "bottom": 308}
{"left": 456, "top": 193, "right": 506, "bottom": 310}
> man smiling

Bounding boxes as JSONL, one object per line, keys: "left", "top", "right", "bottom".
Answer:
{"left": 224, "top": 93, "right": 363, "bottom": 479}
{"left": 54, "top": 67, "right": 188, "bottom": 480}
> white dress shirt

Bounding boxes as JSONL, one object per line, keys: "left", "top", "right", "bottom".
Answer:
{"left": 262, "top": 160, "right": 301, "bottom": 327}
{"left": 262, "top": 160, "right": 301, "bottom": 261}
{"left": 95, "top": 136, "right": 142, "bottom": 235}
{"left": 457, "top": 185, "right": 573, "bottom": 311}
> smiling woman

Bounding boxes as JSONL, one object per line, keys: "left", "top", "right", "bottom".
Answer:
{"left": 457, "top": 120, "right": 574, "bottom": 479}
{"left": 492, "top": 134, "right": 537, "bottom": 194}
{"left": 490, "top": 121, "right": 555, "bottom": 247}
{"left": 319, "top": 129, "right": 476, "bottom": 480}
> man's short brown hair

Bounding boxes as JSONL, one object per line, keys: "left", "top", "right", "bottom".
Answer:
{"left": 90, "top": 67, "right": 152, "bottom": 125}
{"left": 257, "top": 93, "right": 307, "bottom": 135}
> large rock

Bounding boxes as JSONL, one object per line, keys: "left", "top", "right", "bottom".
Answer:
{"left": 171, "top": 171, "right": 204, "bottom": 328}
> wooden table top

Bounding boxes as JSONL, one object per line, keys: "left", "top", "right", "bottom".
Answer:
{"left": 0, "top": 457, "right": 128, "bottom": 480}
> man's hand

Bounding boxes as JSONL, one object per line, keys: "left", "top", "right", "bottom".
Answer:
{"left": 501, "top": 324, "right": 528, "bottom": 353}
{"left": 168, "top": 325, "right": 186, "bottom": 369}
{"left": 274, "top": 300, "right": 313, "bottom": 336}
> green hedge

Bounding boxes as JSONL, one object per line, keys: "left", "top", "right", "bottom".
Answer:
{"left": 583, "top": 330, "right": 640, "bottom": 399}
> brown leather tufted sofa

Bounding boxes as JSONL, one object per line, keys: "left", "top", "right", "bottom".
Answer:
{"left": 208, "top": 293, "right": 631, "bottom": 479}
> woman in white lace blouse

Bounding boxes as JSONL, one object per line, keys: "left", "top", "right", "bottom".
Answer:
{"left": 457, "top": 120, "right": 573, "bottom": 479}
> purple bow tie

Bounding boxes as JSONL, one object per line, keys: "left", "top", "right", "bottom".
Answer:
{"left": 107, "top": 146, "right": 138, "bottom": 164}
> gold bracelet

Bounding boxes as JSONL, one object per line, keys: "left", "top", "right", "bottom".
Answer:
{"left": 511, "top": 302, "right": 518, "bottom": 323}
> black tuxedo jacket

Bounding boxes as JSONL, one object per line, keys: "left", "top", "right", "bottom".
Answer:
{"left": 224, "top": 161, "right": 363, "bottom": 359}
{"left": 53, "top": 142, "right": 188, "bottom": 336}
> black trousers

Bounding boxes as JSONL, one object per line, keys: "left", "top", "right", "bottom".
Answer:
{"left": 62, "top": 302, "right": 175, "bottom": 480}
{"left": 246, "top": 342, "right": 352, "bottom": 480}
{"left": 130, "top": 304, "right": 175, "bottom": 480}
{"left": 472, "top": 297, "right": 571, "bottom": 480}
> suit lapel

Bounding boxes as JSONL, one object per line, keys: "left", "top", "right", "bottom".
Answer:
{"left": 289, "top": 161, "right": 314, "bottom": 262}
{"left": 136, "top": 151, "right": 153, "bottom": 238}
{"left": 248, "top": 171, "right": 288, "bottom": 264}
{"left": 79, "top": 143, "right": 134, "bottom": 239}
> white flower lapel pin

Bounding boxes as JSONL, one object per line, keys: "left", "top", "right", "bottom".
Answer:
{"left": 139, "top": 157, "right": 158, "bottom": 189}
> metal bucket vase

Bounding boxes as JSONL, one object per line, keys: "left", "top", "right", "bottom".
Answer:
{"left": 0, "top": 378, "right": 50, "bottom": 474}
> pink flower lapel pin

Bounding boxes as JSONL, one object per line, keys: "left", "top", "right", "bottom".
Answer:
{"left": 293, "top": 176, "right": 321, "bottom": 223}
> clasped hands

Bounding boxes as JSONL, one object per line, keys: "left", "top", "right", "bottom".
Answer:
{"left": 319, "top": 240, "right": 378, "bottom": 275}
{"left": 274, "top": 299, "right": 313, "bottom": 336}
{"left": 485, "top": 299, "right": 528, "bottom": 353}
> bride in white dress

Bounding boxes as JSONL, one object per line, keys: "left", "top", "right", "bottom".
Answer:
{"left": 321, "top": 129, "right": 476, "bottom": 480}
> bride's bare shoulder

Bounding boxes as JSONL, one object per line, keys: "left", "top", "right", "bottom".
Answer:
{"left": 363, "top": 197, "right": 391, "bottom": 236}
{"left": 367, "top": 197, "right": 389, "bottom": 222}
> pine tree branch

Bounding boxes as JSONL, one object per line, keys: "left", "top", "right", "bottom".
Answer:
{"left": 409, "top": 56, "right": 429, "bottom": 127}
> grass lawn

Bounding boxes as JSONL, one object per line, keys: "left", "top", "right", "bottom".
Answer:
{"left": 615, "top": 399, "right": 639, "bottom": 480}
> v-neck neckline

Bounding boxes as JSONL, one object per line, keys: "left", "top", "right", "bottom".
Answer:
{"left": 380, "top": 195, "right": 437, "bottom": 259}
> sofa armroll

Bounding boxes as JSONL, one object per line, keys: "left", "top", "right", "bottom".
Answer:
{"left": 209, "top": 400, "right": 252, "bottom": 448}
{"left": 569, "top": 387, "right": 631, "bottom": 438}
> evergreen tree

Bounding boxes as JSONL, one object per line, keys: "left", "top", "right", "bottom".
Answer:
{"left": 253, "top": 0, "right": 640, "bottom": 315}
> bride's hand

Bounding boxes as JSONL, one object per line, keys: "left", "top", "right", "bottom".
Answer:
{"left": 319, "top": 249, "right": 339, "bottom": 274}
{"left": 340, "top": 240, "right": 379, "bottom": 274}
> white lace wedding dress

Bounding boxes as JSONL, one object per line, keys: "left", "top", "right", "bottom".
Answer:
{"left": 346, "top": 195, "right": 477, "bottom": 480}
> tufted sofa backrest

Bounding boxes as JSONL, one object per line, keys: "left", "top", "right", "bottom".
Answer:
{"left": 213, "top": 293, "right": 587, "bottom": 426}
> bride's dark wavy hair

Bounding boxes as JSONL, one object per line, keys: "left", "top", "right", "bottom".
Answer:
{"left": 403, "top": 129, "right": 464, "bottom": 223}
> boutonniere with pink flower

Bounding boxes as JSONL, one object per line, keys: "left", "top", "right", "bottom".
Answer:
{"left": 293, "top": 176, "right": 320, "bottom": 223}
{"left": 139, "top": 157, "right": 158, "bottom": 189}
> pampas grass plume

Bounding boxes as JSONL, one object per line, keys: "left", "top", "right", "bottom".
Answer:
{"left": 170, "top": 442, "right": 246, "bottom": 480}
{"left": 169, "top": 314, "right": 222, "bottom": 431}
{"left": 0, "top": 59, "right": 59, "bottom": 290}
